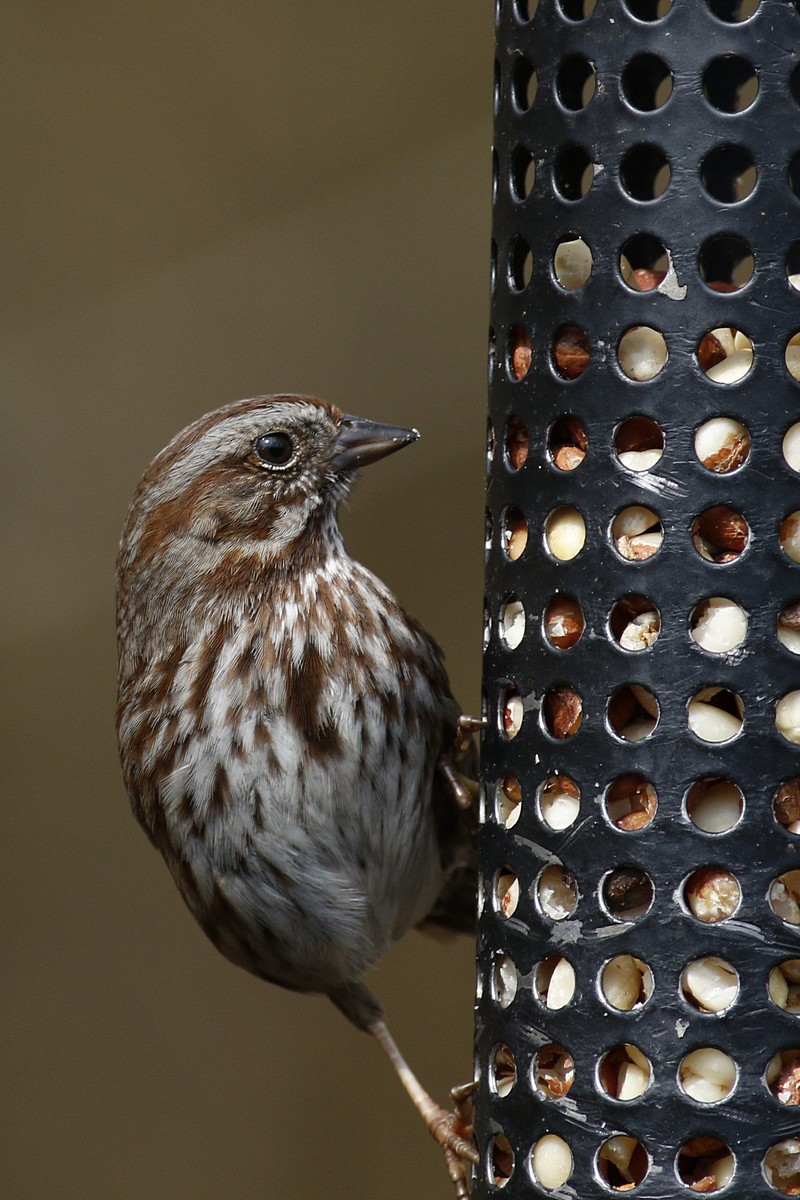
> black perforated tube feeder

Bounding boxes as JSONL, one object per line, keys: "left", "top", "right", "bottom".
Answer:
{"left": 477, "top": 1, "right": 800, "bottom": 1196}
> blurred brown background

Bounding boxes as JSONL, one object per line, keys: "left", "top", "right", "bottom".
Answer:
{"left": 2, "top": 4, "right": 491, "bottom": 1198}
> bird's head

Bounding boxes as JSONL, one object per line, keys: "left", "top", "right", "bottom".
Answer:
{"left": 118, "top": 394, "right": 419, "bottom": 593}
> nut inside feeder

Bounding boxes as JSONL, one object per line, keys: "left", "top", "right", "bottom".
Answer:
{"left": 499, "top": 596, "right": 526, "bottom": 648}
{"left": 529, "top": 1135, "right": 572, "bottom": 1190}
{"left": 689, "top": 597, "right": 748, "bottom": 654}
{"left": 536, "top": 864, "right": 578, "bottom": 920}
{"left": 604, "top": 774, "right": 658, "bottom": 831}
{"left": 691, "top": 506, "right": 749, "bottom": 563}
{"left": 676, "top": 1136, "right": 735, "bottom": 1193}
{"left": 619, "top": 232, "right": 669, "bottom": 292}
{"left": 490, "top": 1044, "right": 517, "bottom": 1098}
{"left": 598, "top": 1044, "right": 653, "bottom": 1101}
{"left": 553, "top": 236, "right": 593, "bottom": 290}
{"left": 543, "top": 595, "right": 584, "bottom": 648}
{"left": 534, "top": 955, "right": 576, "bottom": 1009}
{"left": 495, "top": 775, "right": 522, "bottom": 829}
{"left": 617, "top": 325, "right": 668, "bottom": 381}
{"left": 680, "top": 957, "right": 739, "bottom": 1014}
{"left": 773, "top": 779, "right": 800, "bottom": 834}
{"left": 545, "top": 505, "right": 586, "bottom": 560}
{"left": 778, "top": 602, "right": 800, "bottom": 654}
{"left": 601, "top": 955, "right": 654, "bottom": 1012}
{"left": 533, "top": 1044, "right": 575, "bottom": 1099}
{"left": 609, "top": 594, "right": 661, "bottom": 650}
{"left": 547, "top": 413, "right": 587, "bottom": 470}
{"left": 679, "top": 1048, "right": 737, "bottom": 1105}
{"left": 697, "top": 327, "right": 754, "bottom": 383}
{"left": 694, "top": 417, "right": 750, "bottom": 473}
{"left": 768, "top": 960, "right": 800, "bottom": 1014}
{"left": 491, "top": 955, "right": 518, "bottom": 1012}
{"left": 764, "top": 1139, "right": 800, "bottom": 1195}
{"left": 766, "top": 1050, "right": 800, "bottom": 1107}
{"left": 596, "top": 1135, "right": 649, "bottom": 1190}
{"left": 607, "top": 683, "right": 659, "bottom": 741}
{"left": 685, "top": 778, "right": 744, "bottom": 834}
{"left": 613, "top": 416, "right": 664, "bottom": 471}
{"left": 551, "top": 323, "right": 591, "bottom": 380}
{"left": 537, "top": 774, "right": 580, "bottom": 830}
{"left": 504, "top": 414, "right": 529, "bottom": 469}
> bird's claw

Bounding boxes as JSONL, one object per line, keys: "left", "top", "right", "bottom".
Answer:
{"left": 438, "top": 715, "right": 484, "bottom": 813}
{"left": 438, "top": 758, "right": 480, "bottom": 812}
{"left": 450, "top": 1079, "right": 477, "bottom": 1130}
{"left": 429, "top": 1084, "right": 478, "bottom": 1198}
{"left": 456, "top": 714, "right": 486, "bottom": 755}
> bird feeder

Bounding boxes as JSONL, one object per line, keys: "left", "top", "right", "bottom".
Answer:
{"left": 478, "top": 1, "right": 800, "bottom": 1195}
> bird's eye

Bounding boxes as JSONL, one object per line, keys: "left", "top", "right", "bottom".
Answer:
{"left": 254, "top": 432, "right": 294, "bottom": 466}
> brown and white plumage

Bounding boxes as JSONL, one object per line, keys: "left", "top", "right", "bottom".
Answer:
{"left": 116, "top": 394, "right": 477, "bottom": 1193}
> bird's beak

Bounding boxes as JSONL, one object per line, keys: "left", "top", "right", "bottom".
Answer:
{"left": 331, "top": 414, "right": 420, "bottom": 472}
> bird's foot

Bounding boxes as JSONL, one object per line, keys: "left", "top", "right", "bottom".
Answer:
{"left": 438, "top": 757, "right": 480, "bottom": 813}
{"left": 369, "top": 1018, "right": 478, "bottom": 1198}
{"left": 427, "top": 1083, "right": 478, "bottom": 1199}
{"left": 456, "top": 714, "right": 486, "bottom": 755}
{"left": 438, "top": 714, "right": 485, "bottom": 813}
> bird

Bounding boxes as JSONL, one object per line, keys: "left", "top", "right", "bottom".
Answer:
{"left": 115, "top": 393, "right": 480, "bottom": 1196}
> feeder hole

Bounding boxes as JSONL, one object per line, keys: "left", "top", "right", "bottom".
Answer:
{"left": 685, "top": 778, "right": 743, "bottom": 834}
{"left": 612, "top": 505, "right": 663, "bottom": 560}
{"left": 530, "top": 1135, "right": 573, "bottom": 1190}
{"left": 534, "top": 955, "right": 576, "bottom": 1009}
{"left": 543, "top": 685, "right": 583, "bottom": 739}
{"left": 683, "top": 866, "right": 741, "bottom": 923}
{"left": 538, "top": 775, "right": 581, "bottom": 830}
{"left": 604, "top": 775, "right": 658, "bottom": 831}
{"left": 552, "top": 325, "right": 591, "bottom": 381}
{"left": 537, "top": 865, "right": 579, "bottom": 921}
{"left": 596, "top": 1136, "right": 649, "bottom": 1189}
{"left": 703, "top": 54, "right": 758, "bottom": 113}
{"left": 505, "top": 414, "right": 529, "bottom": 468}
{"left": 601, "top": 866, "right": 654, "bottom": 921}
{"left": 548, "top": 413, "right": 588, "bottom": 469}
{"left": 607, "top": 684, "right": 659, "bottom": 742}
{"left": 490, "top": 1045, "right": 517, "bottom": 1097}
{"left": 502, "top": 506, "right": 528, "bottom": 560}
{"left": 534, "top": 1044, "right": 575, "bottom": 1098}
{"left": 700, "top": 143, "right": 757, "bottom": 203}
{"left": 609, "top": 594, "right": 661, "bottom": 651}
{"left": 598, "top": 1044, "right": 653, "bottom": 1101}
{"left": 495, "top": 776, "right": 522, "bottom": 829}
{"left": 511, "top": 58, "right": 537, "bottom": 111}
{"left": 692, "top": 506, "right": 749, "bottom": 563}
{"left": 622, "top": 53, "right": 673, "bottom": 111}
{"left": 680, "top": 956, "right": 739, "bottom": 1013}
{"left": 619, "top": 143, "right": 671, "bottom": 200}
{"left": 618, "top": 327, "right": 668, "bottom": 381}
{"left": 694, "top": 417, "right": 750, "bottom": 472}
{"left": 773, "top": 780, "right": 800, "bottom": 833}
{"left": 499, "top": 596, "right": 526, "bottom": 649}
{"left": 545, "top": 506, "right": 586, "bottom": 561}
{"left": 553, "top": 236, "right": 593, "bottom": 290}
{"left": 699, "top": 233, "right": 754, "bottom": 291}
{"left": 600, "top": 955, "right": 654, "bottom": 1011}
{"left": 544, "top": 595, "right": 585, "bottom": 649}
{"left": 554, "top": 144, "right": 595, "bottom": 200}
{"left": 689, "top": 597, "right": 747, "bottom": 654}
{"left": 679, "top": 1048, "right": 737, "bottom": 1104}
{"left": 676, "top": 1137, "right": 734, "bottom": 1192}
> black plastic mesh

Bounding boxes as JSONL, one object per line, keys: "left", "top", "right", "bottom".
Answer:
{"left": 477, "top": 1, "right": 800, "bottom": 1196}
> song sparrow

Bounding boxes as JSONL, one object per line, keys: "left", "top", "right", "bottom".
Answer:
{"left": 116, "top": 394, "right": 479, "bottom": 1196}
